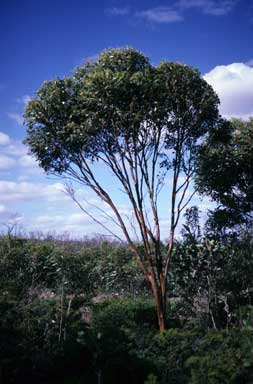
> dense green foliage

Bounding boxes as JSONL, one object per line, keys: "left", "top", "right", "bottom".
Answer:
{"left": 172, "top": 231, "right": 253, "bottom": 328}
{"left": 197, "top": 118, "right": 253, "bottom": 230}
{"left": 24, "top": 48, "right": 219, "bottom": 175}
{"left": 0, "top": 234, "right": 252, "bottom": 383}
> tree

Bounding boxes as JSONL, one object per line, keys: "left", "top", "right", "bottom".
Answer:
{"left": 196, "top": 118, "right": 253, "bottom": 232}
{"left": 24, "top": 47, "right": 222, "bottom": 330}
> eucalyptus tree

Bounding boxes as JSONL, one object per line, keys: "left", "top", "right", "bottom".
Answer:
{"left": 24, "top": 48, "right": 222, "bottom": 330}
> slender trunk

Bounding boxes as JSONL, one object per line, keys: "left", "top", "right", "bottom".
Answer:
{"left": 149, "top": 275, "right": 166, "bottom": 332}
{"left": 158, "top": 301, "right": 166, "bottom": 331}
{"left": 156, "top": 292, "right": 166, "bottom": 332}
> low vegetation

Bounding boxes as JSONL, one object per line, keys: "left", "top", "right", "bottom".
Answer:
{"left": 0, "top": 226, "right": 252, "bottom": 383}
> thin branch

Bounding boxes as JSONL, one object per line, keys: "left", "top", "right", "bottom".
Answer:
{"left": 66, "top": 185, "right": 124, "bottom": 242}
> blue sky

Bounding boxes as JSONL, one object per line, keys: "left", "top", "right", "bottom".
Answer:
{"left": 0, "top": 0, "right": 253, "bottom": 239}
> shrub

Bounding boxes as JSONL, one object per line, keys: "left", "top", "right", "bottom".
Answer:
{"left": 141, "top": 329, "right": 200, "bottom": 384}
{"left": 186, "top": 330, "right": 253, "bottom": 384}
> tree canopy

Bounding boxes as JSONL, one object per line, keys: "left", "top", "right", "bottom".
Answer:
{"left": 25, "top": 48, "right": 219, "bottom": 174}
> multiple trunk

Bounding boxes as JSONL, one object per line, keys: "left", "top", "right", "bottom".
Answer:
{"left": 66, "top": 125, "right": 194, "bottom": 332}
{"left": 144, "top": 234, "right": 174, "bottom": 332}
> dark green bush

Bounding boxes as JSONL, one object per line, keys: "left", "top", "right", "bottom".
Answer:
{"left": 141, "top": 329, "right": 200, "bottom": 384}
{"left": 93, "top": 298, "right": 157, "bottom": 330}
{"left": 186, "top": 330, "right": 253, "bottom": 384}
{"left": 85, "top": 298, "right": 157, "bottom": 384}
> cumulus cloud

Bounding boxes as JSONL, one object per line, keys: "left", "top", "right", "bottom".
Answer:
{"left": 0, "top": 180, "right": 67, "bottom": 202}
{"left": 0, "top": 132, "right": 11, "bottom": 145}
{"left": 0, "top": 134, "right": 41, "bottom": 175}
{"left": 204, "top": 63, "right": 253, "bottom": 120}
{"left": 2, "top": 141, "right": 26, "bottom": 157}
{"left": 18, "top": 154, "right": 38, "bottom": 168}
{"left": 0, "top": 155, "right": 16, "bottom": 169}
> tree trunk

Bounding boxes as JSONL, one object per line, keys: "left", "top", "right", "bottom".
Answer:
{"left": 157, "top": 303, "right": 166, "bottom": 332}
{"left": 150, "top": 276, "right": 167, "bottom": 331}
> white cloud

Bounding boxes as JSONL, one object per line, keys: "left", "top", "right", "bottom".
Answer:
{"left": 0, "top": 180, "right": 67, "bottom": 202}
{"left": 0, "top": 136, "right": 42, "bottom": 176}
{"left": 7, "top": 112, "right": 23, "bottom": 125}
{"left": 0, "top": 135, "right": 44, "bottom": 182}
{"left": 0, "top": 155, "right": 16, "bottom": 169}
{"left": 136, "top": 7, "right": 183, "bottom": 23}
{"left": 107, "top": 0, "right": 237, "bottom": 24}
{"left": 177, "top": 0, "right": 237, "bottom": 16}
{"left": 0, "top": 132, "right": 11, "bottom": 145}
{"left": 17, "top": 154, "right": 44, "bottom": 178}
{"left": 204, "top": 63, "right": 253, "bottom": 120}
{"left": 18, "top": 154, "right": 37, "bottom": 168}
{"left": 2, "top": 141, "right": 27, "bottom": 157}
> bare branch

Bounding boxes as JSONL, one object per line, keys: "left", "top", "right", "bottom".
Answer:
{"left": 65, "top": 184, "right": 124, "bottom": 243}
